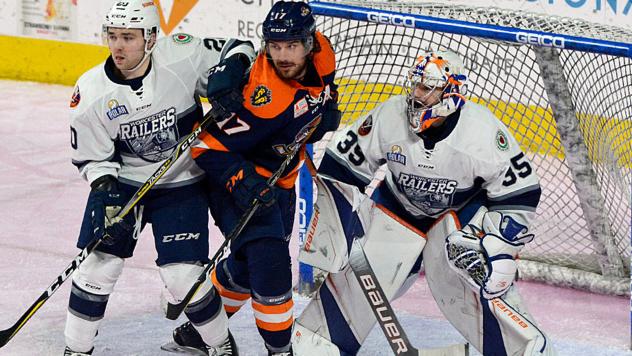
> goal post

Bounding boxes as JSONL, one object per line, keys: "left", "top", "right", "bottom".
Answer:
{"left": 297, "top": 0, "right": 632, "bottom": 298}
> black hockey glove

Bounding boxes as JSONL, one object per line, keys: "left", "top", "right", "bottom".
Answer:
{"left": 307, "top": 100, "right": 342, "bottom": 143}
{"left": 88, "top": 175, "right": 135, "bottom": 246}
{"left": 206, "top": 53, "right": 249, "bottom": 114}
{"left": 221, "top": 161, "right": 276, "bottom": 215}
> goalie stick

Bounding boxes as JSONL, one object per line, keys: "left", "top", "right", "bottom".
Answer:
{"left": 0, "top": 99, "right": 233, "bottom": 349}
{"left": 349, "top": 239, "right": 469, "bottom": 356}
{"left": 165, "top": 118, "right": 320, "bottom": 320}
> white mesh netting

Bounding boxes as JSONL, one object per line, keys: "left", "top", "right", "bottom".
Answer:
{"left": 310, "top": 0, "right": 632, "bottom": 295}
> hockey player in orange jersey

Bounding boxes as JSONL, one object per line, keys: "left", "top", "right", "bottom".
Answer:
{"left": 164, "top": 2, "right": 341, "bottom": 356}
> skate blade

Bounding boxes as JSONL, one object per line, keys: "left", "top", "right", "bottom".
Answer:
{"left": 161, "top": 341, "right": 208, "bottom": 355}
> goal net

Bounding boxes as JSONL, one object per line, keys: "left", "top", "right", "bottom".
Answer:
{"left": 301, "top": 0, "right": 632, "bottom": 295}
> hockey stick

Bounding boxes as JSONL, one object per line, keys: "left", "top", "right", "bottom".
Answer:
{"left": 0, "top": 101, "right": 230, "bottom": 349}
{"left": 165, "top": 120, "right": 319, "bottom": 320}
{"left": 349, "top": 236, "right": 469, "bottom": 356}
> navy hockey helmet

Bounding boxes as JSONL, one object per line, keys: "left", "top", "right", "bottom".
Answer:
{"left": 262, "top": 1, "right": 316, "bottom": 50}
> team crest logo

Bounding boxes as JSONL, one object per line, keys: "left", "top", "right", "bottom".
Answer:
{"left": 397, "top": 173, "right": 458, "bottom": 216}
{"left": 386, "top": 145, "right": 406, "bottom": 165}
{"left": 121, "top": 107, "right": 179, "bottom": 162}
{"left": 496, "top": 130, "right": 509, "bottom": 151}
{"left": 70, "top": 86, "right": 81, "bottom": 108}
{"left": 294, "top": 98, "right": 308, "bottom": 118}
{"left": 106, "top": 99, "right": 129, "bottom": 120}
{"left": 172, "top": 33, "right": 193, "bottom": 44}
{"left": 301, "top": 6, "right": 311, "bottom": 16}
{"left": 358, "top": 115, "right": 373, "bottom": 136}
{"left": 251, "top": 85, "right": 272, "bottom": 107}
{"left": 272, "top": 116, "right": 320, "bottom": 156}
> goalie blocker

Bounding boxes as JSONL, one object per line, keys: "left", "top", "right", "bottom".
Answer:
{"left": 293, "top": 177, "right": 555, "bottom": 355}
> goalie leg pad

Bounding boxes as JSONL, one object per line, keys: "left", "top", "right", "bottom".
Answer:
{"left": 297, "top": 202, "right": 425, "bottom": 354}
{"left": 425, "top": 213, "right": 555, "bottom": 355}
{"left": 293, "top": 321, "right": 342, "bottom": 356}
{"left": 482, "top": 287, "right": 556, "bottom": 355}
{"left": 299, "top": 176, "right": 368, "bottom": 272}
{"left": 296, "top": 274, "right": 363, "bottom": 354}
{"left": 65, "top": 251, "right": 124, "bottom": 352}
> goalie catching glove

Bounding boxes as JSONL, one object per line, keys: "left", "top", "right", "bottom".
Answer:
{"left": 222, "top": 161, "right": 276, "bottom": 215}
{"left": 88, "top": 175, "right": 136, "bottom": 246}
{"left": 445, "top": 210, "right": 534, "bottom": 299}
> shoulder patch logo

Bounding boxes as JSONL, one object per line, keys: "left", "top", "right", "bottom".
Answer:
{"left": 496, "top": 130, "right": 509, "bottom": 151}
{"left": 70, "top": 86, "right": 81, "bottom": 108}
{"left": 106, "top": 99, "right": 129, "bottom": 120}
{"left": 172, "top": 33, "right": 193, "bottom": 44}
{"left": 294, "top": 97, "right": 308, "bottom": 118}
{"left": 251, "top": 85, "right": 272, "bottom": 107}
{"left": 358, "top": 115, "right": 373, "bottom": 136}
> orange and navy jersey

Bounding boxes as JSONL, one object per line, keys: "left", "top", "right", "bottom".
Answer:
{"left": 193, "top": 31, "right": 337, "bottom": 189}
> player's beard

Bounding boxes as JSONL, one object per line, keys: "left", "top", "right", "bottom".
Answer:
{"left": 273, "top": 59, "right": 308, "bottom": 81}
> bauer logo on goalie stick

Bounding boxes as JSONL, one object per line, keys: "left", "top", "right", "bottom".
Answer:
{"left": 251, "top": 85, "right": 272, "bottom": 107}
{"left": 358, "top": 273, "right": 409, "bottom": 353}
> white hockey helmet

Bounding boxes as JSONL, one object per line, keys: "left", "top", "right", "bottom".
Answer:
{"left": 405, "top": 50, "right": 467, "bottom": 134}
{"left": 103, "top": 0, "right": 160, "bottom": 41}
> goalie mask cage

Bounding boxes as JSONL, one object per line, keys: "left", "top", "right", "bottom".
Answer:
{"left": 300, "top": 0, "right": 632, "bottom": 297}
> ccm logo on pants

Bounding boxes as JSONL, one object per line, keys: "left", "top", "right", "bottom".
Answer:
{"left": 162, "top": 233, "right": 200, "bottom": 243}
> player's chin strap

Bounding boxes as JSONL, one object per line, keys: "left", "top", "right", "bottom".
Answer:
{"left": 120, "top": 39, "right": 155, "bottom": 75}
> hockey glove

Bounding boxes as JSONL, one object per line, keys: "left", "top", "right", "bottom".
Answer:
{"left": 222, "top": 161, "right": 276, "bottom": 215}
{"left": 308, "top": 100, "right": 342, "bottom": 143}
{"left": 206, "top": 53, "right": 249, "bottom": 114}
{"left": 88, "top": 175, "right": 135, "bottom": 246}
{"left": 446, "top": 211, "right": 534, "bottom": 299}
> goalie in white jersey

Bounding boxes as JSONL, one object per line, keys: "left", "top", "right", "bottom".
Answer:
{"left": 64, "top": 1, "right": 255, "bottom": 355}
{"left": 293, "top": 51, "right": 556, "bottom": 355}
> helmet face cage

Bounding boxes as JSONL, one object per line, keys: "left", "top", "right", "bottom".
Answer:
{"left": 405, "top": 51, "right": 467, "bottom": 133}
{"left": 262, "top": 1, "right": 316, "bottom": 55}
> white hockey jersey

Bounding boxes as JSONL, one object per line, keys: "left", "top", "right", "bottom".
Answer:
{"left": 70, "top": 34, "right": 255, "bottom": 188}
{"left": 320, "top": 95, "right": 541, "bottom": 222}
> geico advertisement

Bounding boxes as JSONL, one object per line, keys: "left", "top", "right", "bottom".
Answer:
{"left": 0, "top": 0, "right": 630, "bottom": 43}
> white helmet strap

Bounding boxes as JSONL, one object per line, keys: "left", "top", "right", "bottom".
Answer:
{"left": 119, "top": 32, "right": 156, "bottom": 74}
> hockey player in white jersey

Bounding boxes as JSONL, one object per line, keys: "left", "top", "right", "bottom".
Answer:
{"left": 293, "top": 51, "right": 555, "bottom": 355}
{"left": 64, "top": 1, "right": 255, "bottom": 355}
